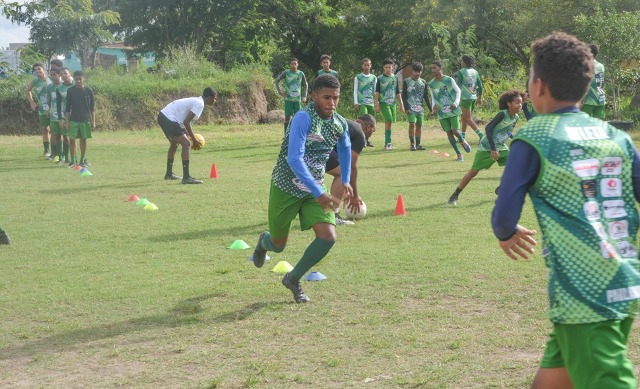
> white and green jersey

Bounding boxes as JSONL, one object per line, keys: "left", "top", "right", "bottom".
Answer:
{"left": 582, "top": 60, "right": 605, "bottom": 106}
{"left": 272, "top": 103, "right": 347, "bottom": 198}
{"left": 428, "top": 76, "right": 462, "bottom": 119}
{"left": 401, "top": 77, "right": 428, "bottom": 115}
{"left": 353, "top": 73, "right": 377, "bottom": 106}
{"left": 478, "top": 109, "right": 519, "bottom": 151}
{"left": 275, "top": 69, "right": 308, "bottom": 102}
{"left": 376, "top": 74, "right": 399, "bottom": 105}
{"left": 455, "top": 67, "right": 482, "bottom": 101}
{"left": 515, "top": 112, "right": 640, "bottom": 324}
{"left": 56, "top": 82, "right": 75, "bottom": 120}
{"left": 33, "top": 77, "right": 52, "bottom": 114}
{"left": 316, "top": 69, "right": 338, "bottom": 78}
{"left": 47, "top": 83, "right": 61, "bottom": 120}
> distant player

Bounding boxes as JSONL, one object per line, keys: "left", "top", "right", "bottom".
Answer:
{"left": 375, "top": 58, "right": 404, "bottom": 150}
{"left": 428, "top": 60, "right": 470, "bottom": 161}
{"left": 275, "top": 58, "right": 308, "bottom": 132}
{"left": 26, "top": 63, "right": 52, "bottom": 158}
{"left": 581, "top": 44, "right": 606, "bottom": 119}
{"left": 65, "top": 70, "right": 95, "bottom": 167}
{"left": 316, "top": 54, "right": 338, "bottom": 78}
{"left": 326, "top": 114, "right": 376, "bottom": 224}
{"left": 402, "top": 62, "right": 429, "bottom": 151}
{"left": 447, "top": 89, "right": 524, "bottom": 205}
{"left": 454, "top": 55, "right": 484, "bottom": 141}
{"left": 46, "top": 67, "right": 63, "bottom": 163}
{"left": 157, "top": 87, "right": 217, "bottom": 184}
{"left": 353, "top": 58, "right": 377, "bottom": 146}
{"left": 56, "top": 68, "right": 75, "bottom": 165}
{"left": 493, "top": 32, "right": 640, "bottom": 389}
{"left": 252, "top": 74, "right": 352, "bottom": 303}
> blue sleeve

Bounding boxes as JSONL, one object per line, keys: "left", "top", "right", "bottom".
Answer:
{"left": 632, "top": 145, "right": 640, "bottom": 203}
{"left": 491, "top": 140, "right": 540, "bottom": 240}
{"left": 336, "top": 125, "right": 352, "bottom": 184}
{"left": 287, "top": 111, "right": 325, "bottom": 198}
{"left": 523, "top": 103, "right": 533, "bottom": 121}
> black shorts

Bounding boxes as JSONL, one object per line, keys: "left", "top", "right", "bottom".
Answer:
{"left": 158, "top": 112, "right": 185, "bottom": 140}
{"left": 325, "top": 150, "right": 340, "bottom": 171}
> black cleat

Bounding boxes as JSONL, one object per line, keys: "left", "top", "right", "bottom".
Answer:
{"left": 181, "top": 176, "right": 203, "bottom": 184}
{"left": 0, "top": 231, "right": 11, "bottom": 245}
{"left": 282, "top": 273, "right": 310, "bottom": 303}
{"left": 252, "top": 232, "right": 268, "bottom": 268}
{"left": 164, "top": 173, "right": 182, "bottom": 180}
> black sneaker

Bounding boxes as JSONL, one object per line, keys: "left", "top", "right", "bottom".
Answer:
{"left": 448, "top": 195, "right": 458, "bottom": 206}
{"left": 410, "top": 144, "right": 417, "bottom": 151}
{"left": 366, "top": 140, "right": 374, "bottom": 147}
{"left": 164, "top": 173, "right": 182, "bottom": 180}
{"left": 282, "top": 273, "right": 310, "bottom": 303}
{"left": 416, "top": 145, "right": 426, "bottom": 151}
{"left": 0, "top": 231, "right": 11, "bottom": 245}
{"left": 181, "top": 176, "right": 203, "bottom": 184}
{"left": 252, "top": 231, "right": 268, "bottom": 268}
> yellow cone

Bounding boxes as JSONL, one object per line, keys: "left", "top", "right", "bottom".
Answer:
{"left": 144, "top": 203, "right": 158, "bottom": 211}
{"left": 271, "top": 261, "right": 294, "bottom": 273}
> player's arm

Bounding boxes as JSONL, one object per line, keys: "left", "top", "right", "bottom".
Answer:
{"left": 485, "top": 111, "right": 505, "bottom": 156}
{"left": 26, "top": 81, "right": 37, "bottom": 111}
{"left": 428, "top": 86, "right": 437, "bottom": 114}
{"left": 422, "top": 83, "right": 429, "bottom": 107}
{"left": 336, "top": 128, "right": 354, "bottom": 201}
{"left": 451, "top": 78, "right": 461, "bottom": 109}
{"left": 374, "top": 79, "right": 381, "bottom": 112}
{"left": 274, "top": 71, "right": 285, "bottom": 97}
{"left": 477, "top": 75, "right": 484, "bottom": 105}
{"left": 395, "top": 79, "right": 404, "bottom": 111}
{"left": 182, "top": 110, "right": 201, "bottom": 149}
{"left": 286, "top": 111, "right": 325, "bottom": 198}
{"left": 89, "top": 89, "right": 96, "bottom": 128}
{"left": 65, "top": 88, "right": 73, "bottom": 129}
{"left": 56, "top": 89, "right": 63, "bottom": 125}
{"left": 301, "top": 73, "right": 308, "bottom": 103}
{"left": 353, "top": 76, "right": 359, "bottom": 111}
{"left": 401, "top": 79, "right": 409, "bottom": 113}
{"left": 46, "top": 87, "right": 52, "bottom": 117}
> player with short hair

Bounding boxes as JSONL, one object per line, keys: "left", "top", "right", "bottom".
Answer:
{"left": 316, "top": 54, "right": 338, "bottom": 78}
{"left": 428, "top": 60, "right": 470, "bottom": 161}
{"left": 252, "top": 74, "right": 353, "bottom": 303}
{"left": 46, "top": 67, "right": 63, "bottom": 163}
{"left": 326, "top": 113, "right": 376, "bottom": 224}
{"left": 402, "top": 62, "right": 429, "bottom": 151}
{"left": 157, "top": 87, "right": 217, "bottom": 184}
{"left": 454, "top": 55, "right": 484, "bottom": 141}
{"left": 65, "top": 70, "right": 95, "bottom": 168}
{"left": 26, "top": 63, "right": 52, "bottom": 158}
{"left": 492, "top": 32, "right": 640, "bottom": 389}
{"left": 353, "top": 58, "right": 377, "bottom": 147}
{"left": 375, "top": 58, "right": 404, "bottom": 150}
{"left": 448, "top": 89, "right": 524, "bottom": 205}
{"left": 56, "top": 67, "right": 74, "bottom": 165}
{"left": 581, "top": 44, "right": 606, "bottom": 119}
{"left": 275, "top": 58, "right": 308, "bottom": 132}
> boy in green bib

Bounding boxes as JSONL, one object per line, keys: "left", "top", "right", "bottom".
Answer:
{"left": 454, "top": 55, "right": 484, "bottom": 142}
{"left": 448, "top": 89, "right": 524, "bottom": 205}
{"left": 275, "top": 58, "right": 308, "bottom": 132}
{"left": 251, "top": 74, "right": 353, "bottom": 303}
{"left": 375, "top": 58, "right": 404, "bottom": 150}
{"left": 492, "top": 32, "right": 640, "bottom": 389}
{"left": 402, "top": 62, "right": 429, "bottom": 151}
{"left": 26, "top": 63, "right": 52, "bottom": 157}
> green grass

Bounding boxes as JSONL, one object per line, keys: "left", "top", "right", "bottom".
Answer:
{"left": 1, "top": 123, "right": 640, "bottom": 388}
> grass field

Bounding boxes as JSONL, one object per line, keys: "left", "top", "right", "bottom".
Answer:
{"left": 1, "top": 122, "right": 639, "bottom": 388}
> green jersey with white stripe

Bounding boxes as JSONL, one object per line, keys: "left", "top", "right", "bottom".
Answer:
{"left": 33, "top": 77, "right": 52, "bottom": 114}
{"left": 582, "top": 60, "right": 605, "bottom": 106}
{"left": 428, "top": 76, "right": 461, "bottom": 119}
{"left": 355, "top": 73, "right": 376, "bottom": 106}
{"left": 478, "top": 109, "right": 519, "bottom": 151}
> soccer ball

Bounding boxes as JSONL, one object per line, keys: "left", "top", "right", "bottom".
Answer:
{"left": 344, "top": 199, "right": 367, "bottom": 220}
{"left": 191, "top": 134, "right": 205, "bottom": 149}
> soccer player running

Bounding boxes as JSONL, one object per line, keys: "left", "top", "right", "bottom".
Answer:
{"left": 448, "top": 89, "right": 524, "bottom": 205}
{"left": 454, "top": 55, "right": 484, "bottom": 142}
{"left": 493, "top": 32, "right": 640, "bottom": 389}
{"left": 581, "top": 44, "right": 606, "bottom": 119}
{"left": 157, "top": 87, "right": 217, "bottom": 184}
{"left": 275, "top": 58, "right": 308, "bottom": 132}
{"left": 428, "top": 60, "right": 470, "bottom": 161}
{"left": 402, "top": 62, "right": 429, "bottom": 151}
{"left": 252, "top": 74, "right": 353, "bottom": 303}
{"left": 326, "top": 114, "right": 376, "bottom": 225}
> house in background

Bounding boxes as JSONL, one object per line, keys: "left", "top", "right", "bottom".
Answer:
{"left": 63, "top": 42, "right": 156, "bottom": 72}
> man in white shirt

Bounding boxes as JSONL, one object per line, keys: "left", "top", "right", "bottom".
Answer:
{"left": 158, "top": 87, "right": 217, "bottom": 184}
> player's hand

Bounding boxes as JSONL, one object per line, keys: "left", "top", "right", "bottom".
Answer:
{"left": 341, "top": 183, "right": 354, "bottom": 200}
{"left": 346, "top": 195, "right": 361, "bottom": 214}
{"left": 499, "top": 224, "right": 537, "bottom": 261}
{"left": 30, "top": 101, "right": 37, "bottom": 111}
{"left": 191, "top": 138, "right": 203, "bottom": 150}
{"left": 316, "top": 193, "right": 340, "bottom": 212}
{"left": 490, "top": 150, "right": 499, "bottom": 161}
{"left": 449, "top": 104, "right": 457, "bottom": 111}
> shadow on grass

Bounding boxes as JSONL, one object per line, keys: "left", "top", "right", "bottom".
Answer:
{"left": 360, "top": 198, "right": 495, "bottom": 221}
{"left": 0, "top": 294, "right": 268, "bottom": 360}
{"left": 149, "top": 223, "right": 265, "bottom": 242}
{"left": 39, "top": 181, "right": 157, "bottom": 195}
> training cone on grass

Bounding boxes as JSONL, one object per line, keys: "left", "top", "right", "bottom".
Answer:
{"left": 73, "top": 165, "right": 82, "bottom": 171}
{"left": 439, "top": 152, "right": 450, "bottom": 158}
{"left": 272, "top": 261, "right": 294, "bottom": 274}
{"left": 395, "top": 194, "right": 407, "bottom": 216}
{"left": 136, "top": 198, "right": 150, "bottom": 206}
{"left": 229, "top": 240, "right": 250, "bottom": 250}
{"left": 305, "top": 271, "right": 327, "bottom": 281}
{"left": 210, "top": 163, "right": 218, "bottom": 179}
{"left": 128, "top": 194, "right": 140, "bottom": 202}
{"left": 144, "top": 203, "right": 158, "bottom": 211}
{"left": 430, "top": 149, "right": 439, "bottom": 154}
{"left": 81, "top": 170, "right": 93, "bottom": 176}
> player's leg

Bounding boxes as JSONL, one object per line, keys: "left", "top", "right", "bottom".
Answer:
{"left": 49, "top": 120, "right": 62, "bottom": 163}
{"left": 158, "top": 112, "right": 183, "bottom": 180}
{"left": 39, "top": 114, "right": 51, "bottom": 157}
{"left": 451, "top": 115, "right": 470, "bottom": 153}
{"left": 176, "top": 133, "right": 201, "bottom": 184}
{"left": 415, "top": 114, "right": 425, "bottom": 150}
{"left": 68, "top": 121, "right": 78, "bottom": 166}
{"left": 380, "top": 103, "right": 394, "bottom": 149}
{"left": 78, "top": 122, "right": 92, "bottom": 166}
{"left": 326, "top": 156, "right": 353, "bottom": 226}
{"left": 252, "top": 183, "right": 296, "bottom": 268}
{"left": 407, "top": 113, "right": 416, "bottom": 150}
{"left": 531, "top": 368, "right": 573, "bottom": 389}
{"left": 442, "top": 119, "right": 462, "bottom": 160}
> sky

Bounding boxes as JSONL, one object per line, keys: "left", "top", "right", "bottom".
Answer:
{"left": 0, "top": 17, "right": 30, "bottom": 49}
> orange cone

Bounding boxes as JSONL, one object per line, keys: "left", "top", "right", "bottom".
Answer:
{"left": 395, "top": 194, "right": 406, "bottom": 216}
{"left": 210, "top": 163, "right": 218, "bottom": 179}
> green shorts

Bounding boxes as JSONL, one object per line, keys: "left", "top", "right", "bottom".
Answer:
{"left": 379, "top": 102, "right": 397, "bottom": 123}
{"left": 407, "top": 112, "right": 424, "bottom": 125}
{"left": 582, "top": 104, "right": 606, "bottom": 120}
{"left": 49, "top": 120, "right": 63, "bottom": 136}
{"left": 540, "top": 319, "right": 636, "bottom": 389}
{"left": 358, "top": 104, "right": 375, "bottom": 116}
{"left": 38, "top": 113, "right": 50, "bottom": 126}
{"left": 284, "top": 101, "right": 302, "bottom": 117}
{"left": 471, "top": 149, "right": 509, "bottom": 170}
{"left": 460, "top": 99, "right": 477, "bottom": 111}
{"left": 268, "top": 183, "right": 335, "bottom": 239}
{"left": 69, "top": 121, "right": 92, "bottom": 140}
{"left": 439, "top": 116, "right": 461, "bottom": 132}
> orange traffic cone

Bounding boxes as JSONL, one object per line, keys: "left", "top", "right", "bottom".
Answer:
{"left": 210, "top": 163, "right": 218, "bottom": 179}
{"left": 395, "top": 194, "right": 406, "bottom": 216}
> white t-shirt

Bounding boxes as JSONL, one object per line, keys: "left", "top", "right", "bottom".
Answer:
{"left": 160, "top": 96, "right": 205, "bottom": 127}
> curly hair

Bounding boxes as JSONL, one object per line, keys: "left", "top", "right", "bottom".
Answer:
{"left": 313, "top": 74, "right": 340, "bottom": 91}
{"left": 530, "top": 32, "right": 593, "bottom": 102}
{"left": 461, "top": 55, "right": 474, "bottom": 67}
{"left": 498, "top": 89, "right": 526, "bottom": 110}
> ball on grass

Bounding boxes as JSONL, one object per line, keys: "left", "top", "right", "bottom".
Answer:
{"left": 344, "top": 199, "right": 367, "bottom": 220}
